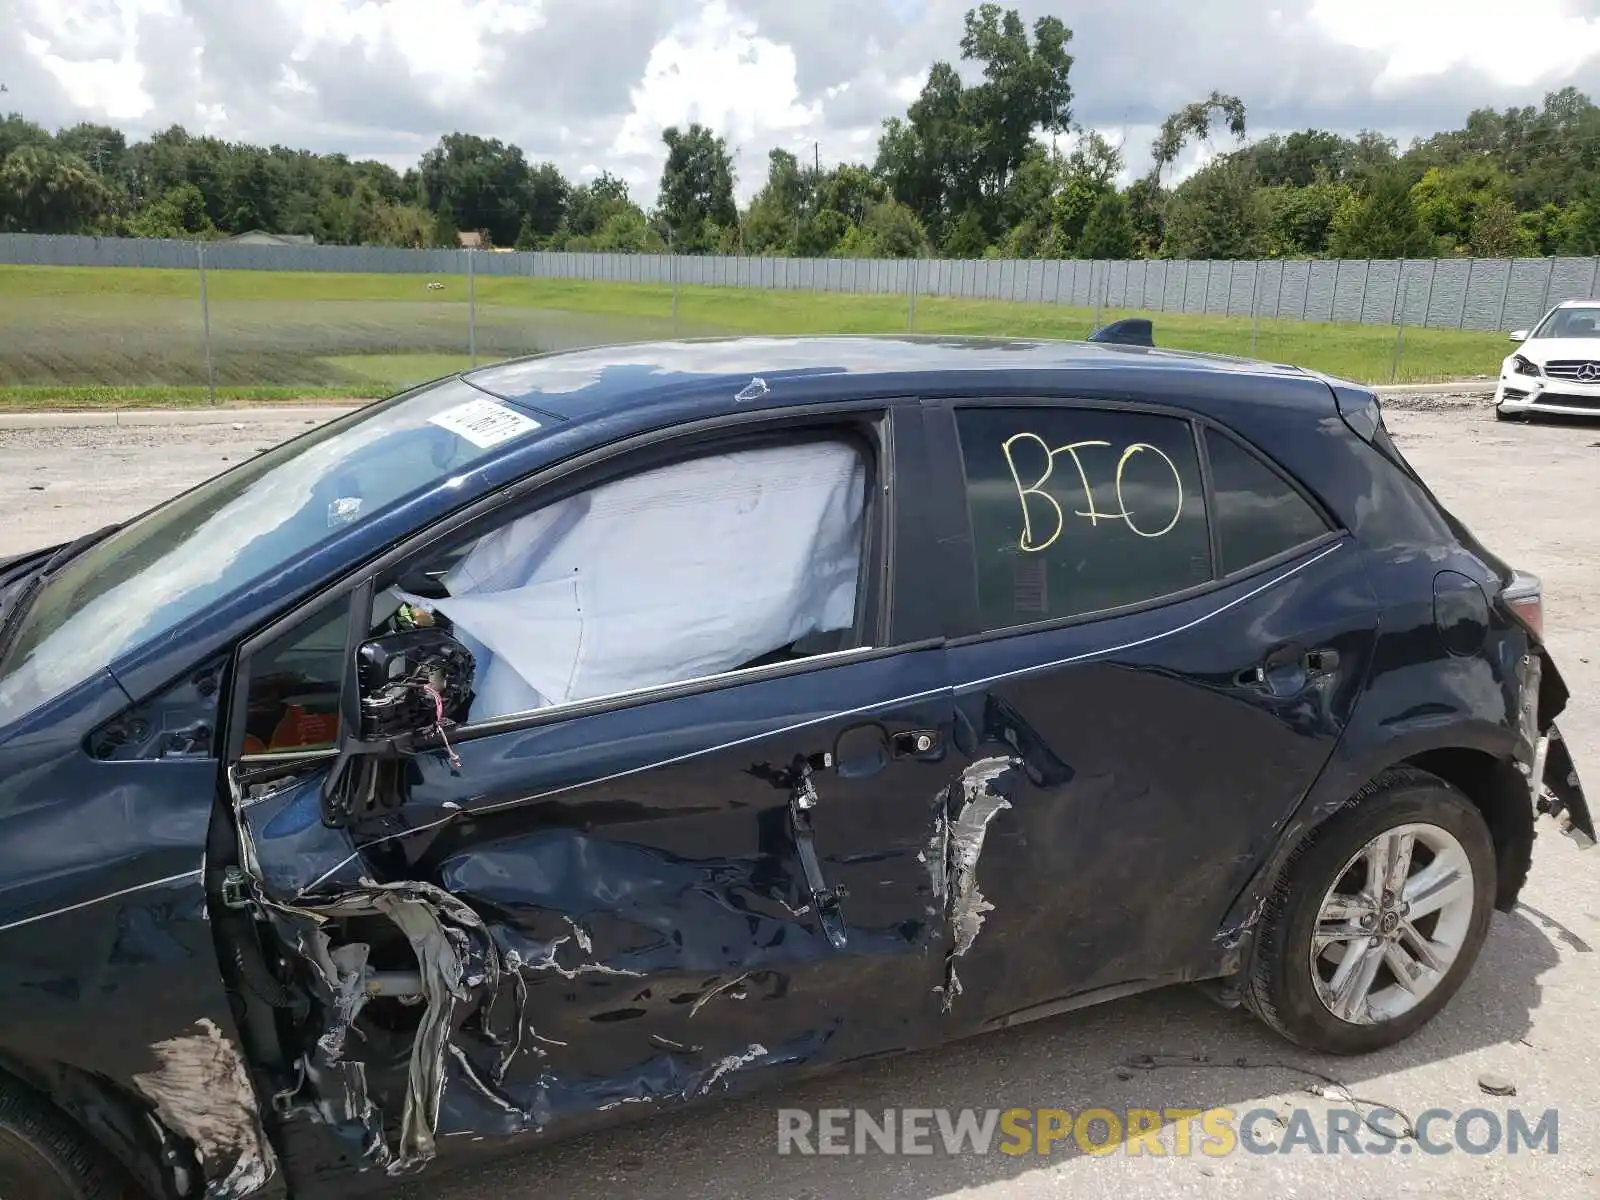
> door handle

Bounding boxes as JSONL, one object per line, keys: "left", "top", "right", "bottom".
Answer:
{"left": 833, "top": 725, "right": 944, "bottom": 779}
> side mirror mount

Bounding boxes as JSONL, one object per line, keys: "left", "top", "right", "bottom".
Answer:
{"left": 321, "top": 628, "right": 475, "bottom": 828}
{"left": 1509, "top": 330, "right": 1529, "bottom": 343}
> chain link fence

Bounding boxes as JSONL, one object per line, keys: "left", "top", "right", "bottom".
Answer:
{"left": 1, "top": 233, "right": 1580, "bottom": 401}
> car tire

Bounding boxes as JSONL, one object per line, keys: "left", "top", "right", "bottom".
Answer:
{"left": 1245, "top": 768, "right": 1497, "bottom": 1055}
{"left": 0, "top": 1079, "right": 131, "bottom": 1199}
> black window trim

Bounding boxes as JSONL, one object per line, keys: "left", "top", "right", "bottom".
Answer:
{"left": 933, "top": 393, "right": 1348, "bottom": 648}
{"left": 225, "top": 400, "right": 918, "bottom": 763}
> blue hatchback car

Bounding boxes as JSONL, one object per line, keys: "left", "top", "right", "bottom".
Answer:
{"left": 0, "top": 335, "right": 1589, "bottom": 1198}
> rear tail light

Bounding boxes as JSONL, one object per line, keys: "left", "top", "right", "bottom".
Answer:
{"left": 1502, "top": 570, "right": 1544, "bottom": 638}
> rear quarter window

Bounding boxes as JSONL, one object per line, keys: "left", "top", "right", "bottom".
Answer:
{"left": 955, "top": 406, "right": 1212, "bottom": 631}
{"left": 1204, "top": 428, "right": 1332, "bottom": 575}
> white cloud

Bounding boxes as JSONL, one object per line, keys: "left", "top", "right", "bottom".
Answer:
{"left": 1310, "top": 0, "right": 1600, "bottom": 88}
{"left": 280, "top": 0, "right": 547, "bottom": 102}
{"left": 17, "top": 0, "right": 164, "bottom": 121}
{"left": 6, "top": 1, "right": 1600, "bottom": 209}
{"left": 611, "top": 0, "right": 821, "bottom": 161}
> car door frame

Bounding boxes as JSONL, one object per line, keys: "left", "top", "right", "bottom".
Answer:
{"left": 223, "top": 394, "right": 953, "bottom": 769}
{"left": 917, "top": 390, "right": 1349, "bottom": 648}
{"left": 213, "top": 391, "right": 967, "bottom": 1178}
{"left": 911, "top": 387, "right": 1363, "bottom": 1031}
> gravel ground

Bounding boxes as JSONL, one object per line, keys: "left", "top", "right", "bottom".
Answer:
{"left": 2, "top": 392, "right": 1598, "bottom": 1200}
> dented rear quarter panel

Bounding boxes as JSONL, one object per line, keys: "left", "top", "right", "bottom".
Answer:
{"left": 1212, "top": 387, "right": 1549, "bottom": 929}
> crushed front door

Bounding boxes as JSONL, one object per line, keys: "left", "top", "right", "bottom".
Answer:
{"left": 232, "top": 643, "right": 955, "bottom": 1173}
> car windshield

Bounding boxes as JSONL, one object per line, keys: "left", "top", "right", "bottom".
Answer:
{"left": 0, "top": 377, "right": 543, "bottom": 727}
{"left": 1533, "top": 306, "right": 1600, "bottom": 339}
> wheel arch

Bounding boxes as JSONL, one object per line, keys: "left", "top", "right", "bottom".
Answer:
{"left": 0, "top": 1047, "right": 186, "bottom": 1198}
{"left": 1401, "top": 746, "right": 1532, "bottom": 913}
{"left": 1215, "top": 719, "right": 1530, "bottom": 973}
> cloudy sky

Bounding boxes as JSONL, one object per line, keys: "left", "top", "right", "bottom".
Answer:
{"left": 7, "top": 0, "right": 1600, "bottom": 206}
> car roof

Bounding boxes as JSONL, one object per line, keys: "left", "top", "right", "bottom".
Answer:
{"left": 459, "top": 334, "right": 1311, "bottom": 423}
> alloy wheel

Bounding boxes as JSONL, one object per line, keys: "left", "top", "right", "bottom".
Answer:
{"left": 1309, "top": 822, "right": 1477, "bottom": 1025}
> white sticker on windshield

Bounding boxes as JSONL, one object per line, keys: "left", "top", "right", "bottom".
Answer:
{"left": 428, "top": 397, "right": 541, "bottom": 449}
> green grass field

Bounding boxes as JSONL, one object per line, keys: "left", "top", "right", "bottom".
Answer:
{"left": 0, "top": 264, "right": 1509, "bottom": 408}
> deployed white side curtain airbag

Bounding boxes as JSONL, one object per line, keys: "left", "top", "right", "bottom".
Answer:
{"left": 416, "top": 440, "right": 866, "bottom": 720}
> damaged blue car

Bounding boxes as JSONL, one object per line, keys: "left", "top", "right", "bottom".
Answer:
{"left": 0, "top": 334, "right": 1589, "bottom": 1198}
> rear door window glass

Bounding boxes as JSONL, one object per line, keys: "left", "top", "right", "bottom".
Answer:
{"left": 955, "top": 406, "right": 1212, "bottom": 630}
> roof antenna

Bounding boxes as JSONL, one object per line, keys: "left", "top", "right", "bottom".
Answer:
{"left": 735, "top": 377, "right": 769, "bottom": 402}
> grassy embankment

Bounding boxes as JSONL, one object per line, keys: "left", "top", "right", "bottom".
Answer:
{"left": 0, "top": 264, "right": 1507, "bottom": 409}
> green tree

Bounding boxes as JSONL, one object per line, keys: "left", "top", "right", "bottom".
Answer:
{"left": 0, "top": 145, "right": 111, "bottom": 233}
{"left": 0, "top": 115, "right": 52, "bottom": 165}
{"left": 941, "top": 208, "right": 990, "bottom": 257}
{"left": 592, "top": 209, "right": 665, "bottom": 253}
{"left": 795, "top": 208, "right": 852, "bottom": 257}
{"left": 565, "top": 171, "right": 637, "bottom": 237}
{"left": 1246, "top": 130, "right": 1351, "bottom": 187}
{"left": 54, "top": 123, "right": 126, "bottom": 178}
{"left": 1258, "top": 176, "right": 1352, "bottom": 257}
{"left": 419, "top": 133, "right": 554, "bottom": 248}
{"left": 1468, "top": 197, "right": 1534, "bottom": 256}
{"left": 1123, "top": 177, "right": 1165, "bottom": 256}
{"left": 815, "top": 164, "right": 888, "bottom": 226}
{"left": 657, "top": 123, "right": 736, "bottom": 252}
{"left": 364, "top": 202, "right": 434, "bottom": 248}
{"left": 1411, "top": 162, "right": 1514, "bottom": 253}
{"left": 1326, "top": 169, "right": 1435, "bottom": 258}
{"left": 1077, "top": 191, "right": 1136, "bottom": 259}
{"left": 1149, "top": 91, "right": 1248, "bottom": 184}
{"left": 1161, "top": 156, "right": 1264, "bottom": 258}
{"left": 123, "top": 182, "right": 213, "bottom": 238}
{"left": 1050, "top": 132, "right": 1121, "bottom": 252}
{"left": 841, "top": 199, "right": 929, "bottom": 257}
{"left": 876, "top": 5, "right": 1073, "bottom": 243}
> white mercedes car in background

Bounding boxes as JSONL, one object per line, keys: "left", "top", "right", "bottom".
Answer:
{"left": 1495, "top": 299, "right": 1600, "bottom": 420}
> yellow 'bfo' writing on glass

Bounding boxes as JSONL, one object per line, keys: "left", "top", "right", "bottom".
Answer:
{"left": 1001, "top": 432, "right": 1184, "bottom": 552}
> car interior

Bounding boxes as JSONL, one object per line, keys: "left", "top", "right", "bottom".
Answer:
{"left": 369, "top": 437, "right": 871, "bottom": 723}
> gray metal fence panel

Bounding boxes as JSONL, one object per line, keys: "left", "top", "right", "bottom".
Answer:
{"left": 1505, "top": 258, "right": 1552, "bottom": 330}
{"left": 1304, "top": 261, "right": 1336, "bottom": 322}
{"left": 1223, "top": 262, "right": 1250, "bottom": 317}
{"left": 1330, "top": 260, "right": 1366, "bottom": 323}
{"left": 1392, "top": 261, "right": 1431, "bottom": 325}
{"left": 1424, "top": 260, "right": 1466, "bottom": 327}
{"left": 1462, "top": 259, "right": 1510, "bottom": 331}
{"left": 11, "top": 233, "right": 1600, "bottom": 331}
{"left": 1185, "top": 262, "right": 1207, "bottom": 314}
{"left": 1547, "top": 257, "right": 1599, "bottom": 315}
{"left": 1362, "top": 259, "right": 1401, "bottom": 324}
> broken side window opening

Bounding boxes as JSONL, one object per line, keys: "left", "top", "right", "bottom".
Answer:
{"left": 220, "top": 431, "right": 921, "bottom": 1177}
{"left": 373, "top": 437, "right": 869, "bottom": 722}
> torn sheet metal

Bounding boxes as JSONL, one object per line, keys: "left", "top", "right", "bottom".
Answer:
{"left": 936, "top": 756, "right": 1017, "bottom": 1011}
{"left": 260, "top": 879, "right": 499, "bottom": 1175}
{"left": 131, "top": 1018, "right": 279, "bottom": 1199}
